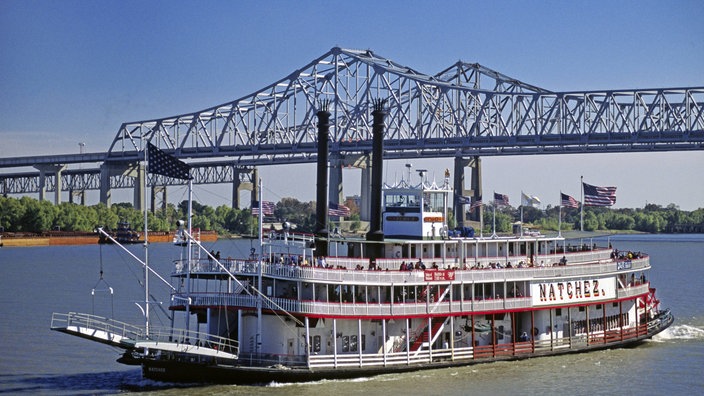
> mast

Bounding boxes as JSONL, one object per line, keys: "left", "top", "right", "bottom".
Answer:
{"left": 580, "top": 175, "right": 584, "bottom": 232}
{"left": 558, "top": 194, "right": 563, "bottom": 238}
{"left": 185, "top": 178, "right": 193, "bottom": 334}
{"left": 256, "top": 177, "right": 264, "bottom": 355}
{"left": 143, "top": 146, "right": 150, "bottom": 337}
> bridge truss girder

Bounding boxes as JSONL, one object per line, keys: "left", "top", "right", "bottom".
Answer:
{"left": 106, "top": 47, "right": 704, "bottom": 163}
{"left": 0, "top": 164, "right": 255, "bottom": 195}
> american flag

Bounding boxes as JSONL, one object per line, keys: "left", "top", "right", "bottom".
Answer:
{"left": 328, "top": 202, "right": 351, "bottom": 217}
{"left": 561, "top": 192, "right": 579, "bottom": 208}
{"left": 494, "top": 192, "right": 509, "bottom": 206}
{"left": 251, "top": 200, "right": 275, "bottom": 216}
{"left": 583, "top": 182, "right": 617, "bottom": 206}
{"left": 147, "top": 143, "right": 190, "bottom": 180}
{"left": 456, "top": 194, "right": 472, "bottom": 205}
{"left": 470, "top": 199, "right": 483, "bottom": 212}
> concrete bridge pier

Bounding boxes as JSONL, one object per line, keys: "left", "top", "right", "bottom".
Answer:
{"left": 100, "top": 161, "right": 142, "bottom": 208}
{"left": 359, "top": 156, "right": 371, "bottom": 222}
{"left": 151, "top": 185, "right": 167, "bottom": 213}
{"left": 133, "top": 163, "right": 145, "bottom": 211}
{"left": 233, "top": 167, "right": 257, "bottom": 209}
{"left": 35, "top": 164, "right": 66, "bottom": 205}
{"left": 69, "top": 189, "right": 86, "bottom": 205}
{"left": 453, "top": 155, "right": 482, "bottom": 228}
{"left": 329, "top": 153, "right": 343, "bottom": 211}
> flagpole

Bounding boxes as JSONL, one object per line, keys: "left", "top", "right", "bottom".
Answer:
{"left": 143, "top": 146, "right": 150, "bottom": 337}
{"left": 256, "top": 177, "right": 264, "bottom": 355}
{"left": 580, "top": 176, "right": 584, "bottom": 232}
{"left": 184, "top": 176, "right": 193, "bottom": 336}
{"left": 520, "top": 191, "right": 524, "bottom": 237}
{"left": 479, "top": 202, "right": 484, "bottom": 238}
{"left": 492, "top": 191, "right": 497, "bottom": 237}
{"left": 558, "top": 192, "right": 563, "bottom": 238}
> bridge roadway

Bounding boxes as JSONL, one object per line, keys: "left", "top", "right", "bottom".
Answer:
{"left": 1, "top": 47, "right": 703, "bottom": 217}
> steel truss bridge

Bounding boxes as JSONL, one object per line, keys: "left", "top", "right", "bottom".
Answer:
{"left": 1, "top": 47, "right": 703, "bottom": 210}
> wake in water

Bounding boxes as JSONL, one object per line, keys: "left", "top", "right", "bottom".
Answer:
{"left": 652, "top": 324, "right": 704, "bottom": 341}
{"left": 268, "top": 376, "right": 376, "bottom": 388}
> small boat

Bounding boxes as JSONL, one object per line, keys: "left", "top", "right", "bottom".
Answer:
{"left": 51, "top": 104, "right": 673, "bottom": 385}
{"left": 98, "top": 221, "right": 141, "bottom": 244}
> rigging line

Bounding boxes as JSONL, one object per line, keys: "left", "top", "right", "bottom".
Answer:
{"left": 192, "top": 184, "right": 231, "bottom": 202}
{"left": 97, "top": 227, "right": 176, "bottom": 291}
{"left": 148, "top": 291, "right": 172, "bottom": 323}
{"left": 92, "top": 243, "right": 115, "bottom": 318}
{"left": 103, "top": 238, "right": 171, "bottom": 324}
{"left": 105, "top": 237, "right": 143, "bottom": 287}
{"left": 182, "top": 229, "right": 305, "bottom": 327}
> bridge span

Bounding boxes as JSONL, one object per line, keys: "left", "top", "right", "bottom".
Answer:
{"left": 1, "top": 47, "right": 703, "bottom": 222}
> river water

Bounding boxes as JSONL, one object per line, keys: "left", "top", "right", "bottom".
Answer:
{"left": 0, "top": 234, "right": 702, "bottom": 395}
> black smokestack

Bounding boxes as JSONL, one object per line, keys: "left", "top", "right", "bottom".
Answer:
{"left": 366, "top": 99, "right": 387, "bottom": 261}
{"left": 314, "top": 102, "right": 330, "bottom": 257}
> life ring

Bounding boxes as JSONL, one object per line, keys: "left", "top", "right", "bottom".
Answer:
{"left": 395, "top": 251, "right": 401, "bottom": 258}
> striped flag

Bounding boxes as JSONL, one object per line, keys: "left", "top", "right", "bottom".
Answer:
{"left": 147, "top": 143, "right": 191, "bottom": 180}
{"left": 328, "top": 202, "right": 351, "bottom": 217}
{"left": 561, "top": 192, "right": 579, "bottom": 208}
{"left": 494, "top": 192, "right": 509, "bottom": 206}
{"left": 470, "top": 199, "right": 483, "bottom": 212}
{"left": 456, "top": 194, "right": 472, "bottom": 205}
{"left": 583, "top": 182, "right": 617, "bottom": 206}
{"left": 252, "top": 200, "right": 275, "bottom": 216}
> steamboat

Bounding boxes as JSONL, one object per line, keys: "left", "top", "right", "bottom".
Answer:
{"left": 51, "top": 103, "right": 673, "bottom": 384}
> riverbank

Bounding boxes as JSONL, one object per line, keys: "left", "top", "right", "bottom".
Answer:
{"left": 0, "top": 230, "right": 218, "bottom": 247}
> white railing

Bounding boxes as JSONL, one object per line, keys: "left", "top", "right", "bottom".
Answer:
{"left": 617, "top": 282, "right": 651, "bottom": 299}
{"left": 50, "top": 311, "right": 239, "bottom": 356}
{"left": 175, "top": 254, "right": 650, "bottom": 286}
{"left": 176, "top": 292, "right": 534, "bottom": 317}
{"left": 51, "top": 311, "right": 144, "bottom": 344}
{"left": 306, "top": 324, "right": 657, "bottom": 370}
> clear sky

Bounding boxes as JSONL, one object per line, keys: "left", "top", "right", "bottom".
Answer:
{"left": 1, "top": 0, "right": 703, "bottom": 210}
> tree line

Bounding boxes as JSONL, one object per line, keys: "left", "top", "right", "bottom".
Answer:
{"left": 0, "top": 195, "right": 702, "bottom": 235}
{"left": 491, "top": 203, "right": 704, "bottom": 233}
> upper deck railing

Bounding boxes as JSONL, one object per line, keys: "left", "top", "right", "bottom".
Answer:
{"left": 174, "top": 247, "right": 646, "bottom": 285}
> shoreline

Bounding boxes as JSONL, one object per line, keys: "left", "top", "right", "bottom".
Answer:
{"left": 0, "top": 231, "right": 218, "bottom": 248}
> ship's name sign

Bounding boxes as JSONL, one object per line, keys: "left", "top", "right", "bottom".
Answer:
{"left": 530, "top": 277, "right": 616, "bottom": 306}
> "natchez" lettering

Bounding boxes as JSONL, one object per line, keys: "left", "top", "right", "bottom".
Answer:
{"left": 538, "top": 280, "right": 605, "bottom": 302}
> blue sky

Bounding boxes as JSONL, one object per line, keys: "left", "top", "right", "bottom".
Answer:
{"left": 1, "top": 0, "right": 703, "bottom": 210}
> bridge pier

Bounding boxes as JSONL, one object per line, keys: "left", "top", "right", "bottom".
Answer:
{"left": 453, "top": 155, "right": 482, "bottom": 228}
{"left": 329, "top": 154, "right": 343, "bottom": 213}
{"left": 330, "top": 153, "right": 370, "bottom": 222}
{"left": 151, "top": 185, "right": 167, "bottom": 213}
{"left": 359, "top": 157, "right": 371, "bottom": 222}
{"left": 69, "top": 189, "right": 86, "bottom": 205}
{"left": 233, "top": 167, "right": 257, "bottom": 209}
{"left": 133, "top": 163, "right": 145, "bottom": 211}
{"left": 100, "top": 161, "right": 142, "bottom": 208}
{"left": 35, "top": 164, "right": 66, "bottom": 205}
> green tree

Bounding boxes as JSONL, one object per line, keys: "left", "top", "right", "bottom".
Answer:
{"left": 94, "top": 203, "right": 119, "bottom": 230}
{"left": 20, "top": 197, "right": 56, "bottom": 232}
{"left": 0, "top": 196, "right": 26, "bottom": 232}
{"left": 582, "top": 211, "right": 599, "bottom": 231}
